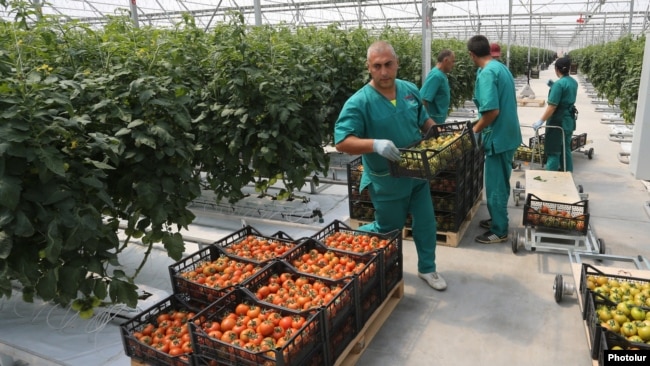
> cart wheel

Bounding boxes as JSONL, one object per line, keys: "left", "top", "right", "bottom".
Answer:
{"left": 511, "top": 231, "right": 519, "bottom": 254}
{"left": 577, "top": 185, "right": 583, "bottom": 193}
{"left": 587, "top": 147, "right": 594, "bottom": 160}
{"left": 598, "top": 238, "right": 606, "bottom": 255}
{"left": 554, "top": 274, "right": 564, "bottom": 303}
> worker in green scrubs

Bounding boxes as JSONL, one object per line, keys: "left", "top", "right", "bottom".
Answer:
{"left": 533, "top": 57, "right": 578, "bottom": 172}
{"left": 334, "top": 40, "right": 447, "bottom": 291}
{"left": 468, "top": 35, "right": 522, "bottom": 244}
{"left": 420, "top": 49, "right": 455, "bottom": 124}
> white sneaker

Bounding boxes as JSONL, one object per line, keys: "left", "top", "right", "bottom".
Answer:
{"left": 418, "top": 272, "right": 447, "bottom": 291}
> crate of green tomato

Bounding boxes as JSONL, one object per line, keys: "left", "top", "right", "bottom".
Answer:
{"left": 389, "top": 121, "right": 474, "bottom": 180}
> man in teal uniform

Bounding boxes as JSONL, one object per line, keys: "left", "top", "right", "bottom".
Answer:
{"left": 533, "top": 57, "right": 578, "bottom": 172}
{"left": 468, "top": 35, "right": 522, "bottom": 244}
{"left": 420, "top": 49, "right": 455, "bottom": 124}
{"left": 334, "top": 40, "right": 446, "bottom": 291}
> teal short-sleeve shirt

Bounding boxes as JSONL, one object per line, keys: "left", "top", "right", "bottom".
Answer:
{"left": 420, "top": 67, "right": 450, "bottom": 124}
{"left": 547, "top": 74, "right": 578, "bottom": 132}
{"left": 473, "top": 60, "right": 522, "bottom": 155}
{"left": 334, "top": 79, "right": 428, "bottom": 198}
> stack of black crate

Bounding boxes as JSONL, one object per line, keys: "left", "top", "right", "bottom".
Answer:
{"left": 346, "top": 137, "right": 484, "bottom": 234}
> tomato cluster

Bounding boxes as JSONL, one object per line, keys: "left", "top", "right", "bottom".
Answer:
{"left": 252, "top": 271, "right": 346, "bottom": 311}
{"left": 180, "top": 256, "right": 263, "bottom": 289}
{"left": 290, "top": 248, "right": 368, "bottom": 280}
{"left": 199, "top": 303, "right": 310, "bottom": 359}
{"left": 526, "top": 206, "right": 586, "bottom": 231}
{"left": 321, "top": 232, "right": 389, "bottom": 253}
{"left": 132, "top": 309, "right": 197, "bottom": 357}
{"left": 224, "top": 235, "right": 295, "bottom": 262}
{"left": 588, "top": 276, "right": 650, "bottom": 344}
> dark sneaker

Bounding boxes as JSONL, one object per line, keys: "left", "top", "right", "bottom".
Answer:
{"left": 475, "top": 231, "right": 508, "bottom": 244}
{"left": 479, "top": 219, "right": 491, "bottom": 229}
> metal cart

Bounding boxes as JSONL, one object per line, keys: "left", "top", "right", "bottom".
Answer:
{"left": 510, "top": 170, "right": 603, "bottom": 255}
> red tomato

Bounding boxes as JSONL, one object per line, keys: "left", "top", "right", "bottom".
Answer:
{"left": 278, "top": 316, "right": 293, "bottom": 330}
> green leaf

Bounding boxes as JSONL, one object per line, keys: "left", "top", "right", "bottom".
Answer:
{"left": 139, "top": 89, "right": 155, "bottom": 104}
{"left": 0, "top": 231, "right": 11, "bottom": 259}
{"left": 80, "top": 176, "right": 104, "bottom": 189}
{"left": 115, "top": 127, "right": 131, "bottom": 136}
{"left": 43, "top": 221, "right": 62, "bottom": 263}
{"left": 87, "top": 159, "right": 115, "bottom": 170}
{"left": 162, "top": 232, "right": 185, "bottom": 261}
{"left": 37, "top": 148, "right": 66, "bottom": 177}
{"left": 0, "top": 175, "right": 21, "bottom": 210}
{"left": 35, "top": 269, "right": 57, "bottom": 301}
{"left": 108, "top": 278, "right": 138, "bottom": 308}
{"left": 127, "top": 119, "right": 145, "bottom": 128}
{"left": 13, "top": 210, "right": 34, "bottom": 237}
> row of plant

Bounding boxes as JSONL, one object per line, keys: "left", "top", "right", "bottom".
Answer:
{"left": 0, "top": 0, "right": 552, "bottom": 311}
{"left": 569, "top": 34, "right": 645, "bottom": 124}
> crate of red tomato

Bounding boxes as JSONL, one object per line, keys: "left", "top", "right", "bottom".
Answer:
{"left": 120, "top": 293, "right": 203, "bottom": 366}
{"left": 188, "top": 287, "right": 327, "bottom": 366}
{"left": 213, "top": 225, "right": 300, "bottom": 264}
{"left": 168, "top": 246, "right": 266, "bottom": 305}
{"left": 284, "top": 239, "right": 382, "bottom": 333}
{"left": 241, "top": 260, "right": 359, "bottom": 364}
{"left": 311, "top": 220, "right": 402, "bottom": 301}
{"left": 523, "top": 193, "right": 589, "bottom": 235}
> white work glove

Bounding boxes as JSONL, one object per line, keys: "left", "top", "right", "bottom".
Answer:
{"left": 532, "top": 120, "right": 544, "bottom": 131}
{"left": 373, "top": 139, "right": 401, "bottom": 162}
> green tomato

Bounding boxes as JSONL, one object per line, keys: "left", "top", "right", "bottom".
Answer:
{"left": 630, "top": 306, "right": 647, "bottom": 321}
{"left": 617, "top": 302, "right": 632, "bottom": 316}
{"left": 597, "top": 307, "right": 613, "bottom": 322}
{"left": 601, "top": 319, "right": 621, "bottom": 333}
{"left": 613, "top": 310, "right": 630, "bottom": 325}
{"left": 621, "top": 321, "right": 638, "bottom": 337}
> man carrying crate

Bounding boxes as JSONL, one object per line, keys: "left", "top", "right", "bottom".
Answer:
{"left": 334, "top": 40, "right": 447, "bottom": 291}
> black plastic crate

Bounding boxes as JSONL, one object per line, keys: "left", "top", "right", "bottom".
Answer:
{"left": 523, "top": 193, "right": 589, "bottom": 234}
{"left": 389, "top": 121, "right": 475, "bottom": 180}
{"left": 349, "top": 201, "right": 375, "bottom": 221}
{"left": 310, "top": 220, "right": 402, "bottom": 301}
{"left": 530, "top": 133, "right": 587, "bottom": 152}
{"left": 432, "top": 191, "right": 464, "bottom": 213}
{"left": 189, "top": 288, "right": 327, "bottom": 366}
{"left": 429, "top": 169, "right": 465, "bottom": 193}
{"left": 346, "top": 156, "right": 363, "bottom": 196}
{"left": 598, "top": 329, "right": 650, "bottom": 366}
{"left": 284, "top": 239, "right": 380, "bottom": 291}
{"left": 240, "top": 260, "right": 357, "bottom": 327}
{"left": 584, "top": 290, "right": 650, "bottom": 360}
{"left": 168, "top": 246, "right": 265, "bottom": 305}
{"left": 579, "top": 263, "right": 650, "bottom": 314}
{"left": 213, "top": 225, "right": 299, "bottom": 264}
{"left": 435, "top": 211, "right": 466, "bottom": 233}
{"left": 120, "top": 293, "right": 204, "bottom": 366}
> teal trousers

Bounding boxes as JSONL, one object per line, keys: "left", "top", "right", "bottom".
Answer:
{"left": 358, "top": 179, "right": 437, "bottom": 274}
{"left": 546, "top": 132, "right": 573, "bottom": 172}
{"left": 485, "top": 148, "right": 516, "bottom": 237}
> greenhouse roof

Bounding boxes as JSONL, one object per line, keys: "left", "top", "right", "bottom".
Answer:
{"left": 1, "top": 1, "right": 649, "bottom": 52}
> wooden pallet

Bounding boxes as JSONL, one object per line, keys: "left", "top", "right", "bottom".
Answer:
{"left": 517, "top": 98, "right": 546, "bottom": 107}
{"left": 334, "top": 279, "right": 404, "bottom": 366}
{"left": 349, "top": 192, "right": 483, "bottom": 248}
